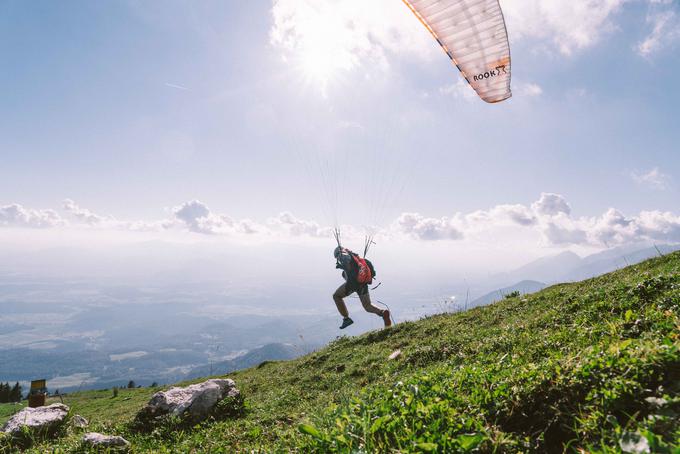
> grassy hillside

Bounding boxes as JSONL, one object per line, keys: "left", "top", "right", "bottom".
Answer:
{"left": 2, "top": 252, "right": 679, "bottom": 453}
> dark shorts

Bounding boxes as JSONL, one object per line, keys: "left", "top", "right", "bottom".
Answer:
{"left": 345, "top": 281, "right": 369, "bottom": 296}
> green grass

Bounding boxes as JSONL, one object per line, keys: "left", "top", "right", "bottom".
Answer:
{"left": 0, "top": 402, "right": 25, "bottom": 425}
{"left": 2, "top": 252, "right": 679, "bottom": 453}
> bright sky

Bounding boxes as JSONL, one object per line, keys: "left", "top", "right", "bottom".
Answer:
{"left": 1, "top": 0, "right": 679, "bottom": 272}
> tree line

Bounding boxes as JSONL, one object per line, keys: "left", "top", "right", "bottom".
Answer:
{"left": 0, "top": 382, "right": 22, "bottom": 403}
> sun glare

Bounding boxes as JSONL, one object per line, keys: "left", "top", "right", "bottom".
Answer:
{"left": 285, "top": 6, "right": 358, "bottom": 94}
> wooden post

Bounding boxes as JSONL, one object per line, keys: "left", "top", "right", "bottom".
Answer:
{"left": 28, "top": 379, "right": 47, "bottom": 408}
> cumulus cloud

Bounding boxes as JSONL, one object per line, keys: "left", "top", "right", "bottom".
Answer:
{"left": 463, "top": 204, "right": 537, "bottom": 227}
{"left": 631, "top": 167, "right": 670, "bottom": 190}
{"left": 536, "top": 207, "right": 680, "bottom": 246}
{"left": 635, "top": 210, "right": 680, "bottom": 242}
{"left": 491, "top": 204, "right": 538, "bottom": 226}
{"left": 541, "top": 219, "right": 589, "bottom": 245}
{"left": 173, "top": 200, "right": 261, "bottom": 235}
{"left": 63, "top": 199, "right": 109, "bottom": 225}
{"left": 394, "top": 192, "right": 680, "bottom": 247}
{"left": 163, "top": 195, "right": 680, "bottom": 246}
{"left": 120, "top": 219, "right": 176, "bottom": 232}
{"left": 531, "top": 193, "right": 572, "bottom": 216}
{"left": 3, "top": 195, "right": 679, "bottom": 248}
{"left": 0, "top": 203, "right": 63, "bottom": 228}
{"left": 267, "top": 211, "right": 330, "bottom": 237}
{"left": 395, "top": 212, "right": 464, "bottom": 241}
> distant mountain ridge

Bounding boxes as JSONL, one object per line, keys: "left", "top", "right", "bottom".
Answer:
{"left": 495, "top": 243, "right": 680, "bottom": 287}
{"left": 469, "top": 280, "right": 546, "bottom": 308}
{"left": 186, "top": 343, "right": 303, "bottom": 379}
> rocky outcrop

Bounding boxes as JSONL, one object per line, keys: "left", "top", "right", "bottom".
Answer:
{"left": 2, "top": 403, "right": 69, "bottom": 437}
{"left": 134, "top": 379, "right": 241, "bottom": 428}
{"left": 82, "top": 432, "right": 130, "bottom": 449}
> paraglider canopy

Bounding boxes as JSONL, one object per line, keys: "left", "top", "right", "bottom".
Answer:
{"left": 403, "top": 0, "right": 512, "bottom": 103}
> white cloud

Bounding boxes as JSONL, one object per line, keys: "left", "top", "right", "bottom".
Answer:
{"left": 3, "top": 195, "right": 679, "bottom": 249}
{"left": 120, "top": 219, "right": 176, "bottom": 232}
{"left": 439, "top": 79, "right": 477, "bottom": 100}
{"left": 500, "top": 0, "right": 627, "bottom": 55}
{"left": 463, "top": 204, "right": 537, "bottom": 228}
{"left": 395, "top": 212, "right": 464, "bottom": 241}
{"left": 531, "top": 192, "right": 572, "bottom": 216}
{"left": 270, "top": 0, "right": 678, "bottom": 99}
{"left": 267, "top": 211, "right": 330, "bottom": 237}
{"left": 491, "top": 204, "right": 538, "bottom": 226}
{"left": 631, "top": 167, "right": 670, "bottom": 190}
{"left": 636, "top": 7, "right": 680, "bottom": 56}
{"left": 541, "top": 218, "right": 589, "bottom": 245}
{"left": 588, "top": 208, "right": 638, "bottom": 244}
{"left": 516, "top": 82, "right": 543, "bottom": 97}
{"left": 586, "top": 208, "right": 680, "bottom": 245}
{"left": 0, "top": 204, "right": 63, "bottom": 228}
{"left": 635, "top": 210, "right": 680, "bottom": 242}
{"left": 394, "top": 192, "right": 680, "bottom": 247}
{"left": 63, "top": 199, "right": 109, "bottom": 225}
{"left": 164, "top": 82, "right": 189, "bottom": 91}
{"left": 172, "top": 200, "right": 261, "bottom": 235}
{"left": 536, "top": 207, "right": 680, "bottom": 247}
{"left": 270, "top": 0, "right": 430, "bottom": 89}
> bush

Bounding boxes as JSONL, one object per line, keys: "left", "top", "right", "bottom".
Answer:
{"left": 213, "top": 393, "right": 246, "bottom": 419}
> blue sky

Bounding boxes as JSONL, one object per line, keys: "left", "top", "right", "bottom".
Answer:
{"left": 1, "top": 0, "right": 679, "bottom": 262}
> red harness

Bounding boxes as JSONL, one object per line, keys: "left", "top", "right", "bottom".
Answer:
{"left": 352, "top": 254, "right": 373, "bottom": 284}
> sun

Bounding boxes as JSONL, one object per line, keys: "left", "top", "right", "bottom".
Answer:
{"left": 279, "top": 5, "right": 358, "bottom": 94}
{"left": 297, "top": 39, "right": 341, "bottom": 91}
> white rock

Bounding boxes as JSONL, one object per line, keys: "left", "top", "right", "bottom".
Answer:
{"left": 71, "top": 414, "right": 89, "bottom": 428}
{"left": 388, "top": 349, "right": 402, "bottom": 360}
{"left": 644, "top": 396, "right": 667, "bottom": 409}
{"left": 137, "top": 378, "right": 239, "bottom": 424}
{"left": 620, "top": 431, "right": 650, "bottom": 454}
{"left": 1, "top": 403, "right": 69, "bottom": 435}
{"left": 82, "top": 432, "right": 130, "bottom": 448}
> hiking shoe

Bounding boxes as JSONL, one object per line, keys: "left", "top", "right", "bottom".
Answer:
{"left": 339, "top": 317, "right": 354, "bottom": 329}
{"left": 382, "top": 310, "right": 392, "bottom": 328}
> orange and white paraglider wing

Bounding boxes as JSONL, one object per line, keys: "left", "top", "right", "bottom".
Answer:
{"left": 403, "top": 0, "right": 512, "bottom": 103}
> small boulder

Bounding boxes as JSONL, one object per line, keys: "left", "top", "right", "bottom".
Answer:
{"left": 388, "top": 349, "right": 402, "bottom": 360}
{"left": 71, "top": 414, "right": 89, "bottom": 428}
{"left": 82, "top": 432, "right": 130, "bottom": 449}
{"left": 620, "top": 431, "right": 650, "bottom": 453}
{"left": 2, "top": 403, "right": 69, "bottom": 437}
{"left": 134, "top": 379, "right": 241, "bottom": 427}
{"left": 644, "top": 396, "right": 667, "bottom": 409}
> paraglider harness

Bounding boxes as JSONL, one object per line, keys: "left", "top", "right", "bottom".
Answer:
{"left": 333, "top": 229, "right": 379, "bottom": 289}
{"left": 341, "top": 251, "right": 375, "bottom": 285}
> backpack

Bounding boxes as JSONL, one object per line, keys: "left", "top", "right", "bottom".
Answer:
{"left": 351, "top": 253, "right": 375, "bottom": 284}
